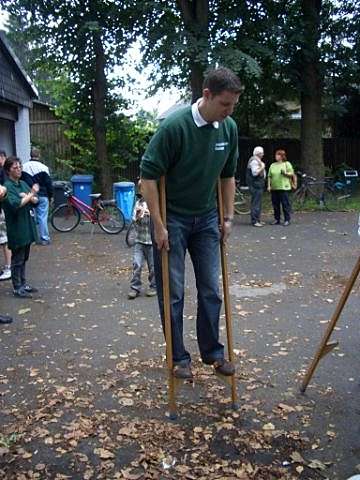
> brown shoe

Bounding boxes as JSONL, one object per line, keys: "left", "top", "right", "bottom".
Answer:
{"left": 172, "top": 364, "right": 193, "bottom": 379}
{"left": 213, "top": 359, "right": 235, "bottom": 376}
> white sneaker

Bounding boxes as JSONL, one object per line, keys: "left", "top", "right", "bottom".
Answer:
{"left": 0, "top": 268, "right": 11, "bottom": 281}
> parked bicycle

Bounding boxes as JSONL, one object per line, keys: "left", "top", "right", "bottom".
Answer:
{"left": 51, "top": 186, "right": 125, "bottom": 234}
{"left": 292, "top": 171, "right": 350, "bottom": 211}
{"left": 234, "top": 180, "right": 251, "bottom": 215}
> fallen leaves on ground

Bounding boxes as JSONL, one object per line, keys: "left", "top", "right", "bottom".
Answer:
{"left": 0, "top": 354, "right": 324, "bottom": 480}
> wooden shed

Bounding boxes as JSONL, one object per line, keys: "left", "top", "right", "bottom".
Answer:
{"left": 0, "top": 31, "right": 38, "bottom": 162}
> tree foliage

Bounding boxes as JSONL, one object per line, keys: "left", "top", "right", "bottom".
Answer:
{"left": 136, "top": 0, "right": 359, "bottom": 173}
{"left": 3, "top": 0, "right": 141, "bottom": 194}
{"left": 136, "top": 1, "right": 268, "bottom": 96}
{"left": 2, "top": 0, "right": 359, "bottom": 186}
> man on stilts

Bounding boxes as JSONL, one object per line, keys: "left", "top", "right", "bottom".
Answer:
{"left": 140, "top": 67, "right": 242, "bottom": 380}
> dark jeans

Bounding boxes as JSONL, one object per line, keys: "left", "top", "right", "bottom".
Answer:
{"left": 11, "top": 244, "right": 31, "bottom": 291}
{"left": 152, "top": 208, "right": 224, "bottom": 367}
{"left": 249, "top": 186, "right": 263, "bottom": 224}
{"left": 271, "top": 190, "right": 291, "bottom": 222}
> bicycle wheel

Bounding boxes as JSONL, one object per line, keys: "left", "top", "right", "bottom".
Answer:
{"left": 324, "top": 185, "right": 351, "bottom": 211}
{"left": 97, "top": 205, "right": 125, "bottom": 234}
{"left": 322, "top": 185, "right": 337, "bottom": 211}
{"left": 51, "top": 204, "right": 81, "bottom": 232}
{"left": 292, "top": 188, "right": 306, "bottom": 210}
{"left": 234, "top": 189, "right": 251, "bottom": 215}
{"left": 125, "top": 220, "right": 137, "bottom": 247}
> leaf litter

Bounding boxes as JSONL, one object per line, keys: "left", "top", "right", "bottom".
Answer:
{"left": 1, "top": 221, "right": 357, "bottom": 479}
{"left": 0, "top": 351, "right": 328, "bottom": 480}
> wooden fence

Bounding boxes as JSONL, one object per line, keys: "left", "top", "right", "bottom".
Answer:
{"left": 29, "top": 101, "right": 71, "bottom": 176}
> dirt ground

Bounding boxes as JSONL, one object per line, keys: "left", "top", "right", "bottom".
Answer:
{"left": 0, "top": 211, "right": 359, "bottom": 480}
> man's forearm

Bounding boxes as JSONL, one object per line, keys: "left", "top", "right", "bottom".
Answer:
{"left": 140, "top": 179, "right": 162, "bottom": 226}
{"left": 141, "top": 177, "right": 169, "bottom": 250}
{"left": 220, "top": 177, "right": 235, "bottom": 218}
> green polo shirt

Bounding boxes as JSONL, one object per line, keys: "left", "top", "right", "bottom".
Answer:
{"left": 3, "top": 179, "right": 38, "bottom": 250}
{"left": 140, "top": 106, "right": 239, "bottom": 215}
{"left": 268, "top": 161, "right": 294, "bottom": 191}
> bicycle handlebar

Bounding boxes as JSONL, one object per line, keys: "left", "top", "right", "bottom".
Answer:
{"left": 63, "top": 186, "right": 72, "bottom": 197}
{"left": 296, "top": 171, "right": 317, "bottom": 182}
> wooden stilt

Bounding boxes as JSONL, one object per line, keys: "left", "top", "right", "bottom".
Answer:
{"left": 217, "top": 180, "right": 238, "bottom": 408}
{"left": 300, "top": 255, "right": 360, "bottom": 393}
{"left": 159, "top": 176, "right": 177, "bottom": 419}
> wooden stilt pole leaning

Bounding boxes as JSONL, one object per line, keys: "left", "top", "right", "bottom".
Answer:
{"left": 159, "top": 176, "right": 177, "bottom": 419}
{"left": 217, "top": 180, "right": 238, "bottom": 409}
{"left": 300, "top": 255, "right": 360, "bottom": 393}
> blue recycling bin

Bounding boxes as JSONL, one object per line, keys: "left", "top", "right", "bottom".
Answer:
{"left": 71, "top": 174, "right": 93, "bottom": 206}
{"left": 113, "top": 181, "right": 135, "bottom": 223}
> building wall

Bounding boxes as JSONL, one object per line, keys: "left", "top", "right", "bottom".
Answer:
{"left": 15, "top": 106, "right": 31, "bottom": 163}
{"left": 0, "top": 35, "right": 36, "bottom": 162}
{"left": 0, "top": 118, "right": 15, "bottom": 156}
{"left": 0, "top": 36, "right": 33, "bottom": 108}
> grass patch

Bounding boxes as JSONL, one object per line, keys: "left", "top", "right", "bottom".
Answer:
{"left": 292, "top": 189, "right": 360, "bottom": 212}
{"left": 261, "top": 191, "right": 360, "bottom": 213}
{"left": 235, "top": 190, "right": 359, "bottom": 218}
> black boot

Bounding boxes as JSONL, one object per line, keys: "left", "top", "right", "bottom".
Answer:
{"left": 0, "top": 315, "right": 13, "bottom": 324}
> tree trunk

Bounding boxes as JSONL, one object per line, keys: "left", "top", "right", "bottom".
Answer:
{"left": 92, "top": 29, "right": 112, "bottom": 197}
{"left": 177, "top": 0, "right": 209, "bottom": 102}
{"left": 300, "top": 0, "right": 324, "bottom": 181}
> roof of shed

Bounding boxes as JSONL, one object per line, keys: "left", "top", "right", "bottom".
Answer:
{"left": 0, "top": 31, "right": 38, "bottom": 100}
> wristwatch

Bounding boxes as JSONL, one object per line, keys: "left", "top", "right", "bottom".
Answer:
{"left": 224, "top": 217, "right": 233, "bottom": 223}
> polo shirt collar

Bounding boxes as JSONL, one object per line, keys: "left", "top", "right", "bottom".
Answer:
{"left": 191, "top": 99, "right": 219, "bottom": 129}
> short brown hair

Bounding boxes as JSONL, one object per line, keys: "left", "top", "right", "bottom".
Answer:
{"left": 4, "top": 156, "right": 21, "bottom": 174}
{"left": 275, "top": 149, "right": 287, "bottom": 161}
{"left": 203, "top": 67, "right": 243, "bottom": 95}
{"left": 31, "top": 147, "right": 41, "bottom": 159}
